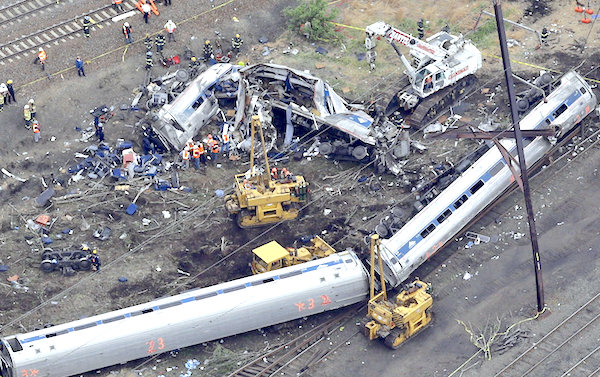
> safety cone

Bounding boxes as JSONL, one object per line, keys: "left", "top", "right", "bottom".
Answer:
{"left": 585, "top": 7, "right": 594, "bottom": 14}
{"left": 575, "top": 6, "right": 584, "bottom": 12}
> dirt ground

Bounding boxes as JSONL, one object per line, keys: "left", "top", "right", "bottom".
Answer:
{"left": 1, "top": 0, "right": 600, "bottom": 376}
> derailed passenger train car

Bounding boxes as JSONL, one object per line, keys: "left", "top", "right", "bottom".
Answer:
{"left": 377, "top": 70, "right": 597, "bottom": 288}
{"left": 0, "top": 250, "right": 368, "bottom": 377}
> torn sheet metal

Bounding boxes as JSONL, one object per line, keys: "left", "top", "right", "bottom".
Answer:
{"left": 238, "top": 63, "right": 376, "bottom": 145}
{"left": 153, "top": 63, "right": 240, "bottom": 151}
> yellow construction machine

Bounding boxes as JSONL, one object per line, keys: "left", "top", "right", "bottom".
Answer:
{"left": 250, "top": 236, "right": 336, "bottom": 274}
{"left": 224, "top": 115, "right": 309, "bottom": 228}
{"left": 363, "top": 234, "right": 433, "bottom": 349}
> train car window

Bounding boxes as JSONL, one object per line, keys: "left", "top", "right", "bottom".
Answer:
{"left": 345, "top": 259, "right": 353, "bottom": 264}
{"left": 159, "top": 301, "right": 181, "bottom": 309}
{"left": 453, "top": 194, "right": 468, "bottom": 209}
{"left": 545, "top": 118, "right": 551, "bottom": 126}
{"left": 489, "top": 162, "right": 504, "bottom": 176}
{"left": 262, "top": 277, "right": 275, "bottom": 283}
{"left": 103, "top": 316, "right": 125, "bottom": 323}
{"left": 580, "top": 87, "right": 587, "bottom": 94}
{"left": 7, "top": 338, "right": 22, "bottom": 352}
{"left": 279, "top": 270, "right": 302, "bottom": 279}
{"left": 55, "top": 329, "right": 69, "bottom": 335}
{"left": 223, "top": 285, "right": 245, "bottom": 293}
{"left": 73, "top": 322, "right": 97, "bottom": 331}
{"left": 470, "top": 180, "right": 484, "bottom": 194}
{"left": 436, "top": 209, "right": 452, "bottom": 224}
{"left": 194, "top": 292, "right": 217, "bottom": 300}
{"left": 552, "top": 104, "right": 568, "bottom": 119}
{"left": 420, "top": 224, "right": 436, "bottom": 239}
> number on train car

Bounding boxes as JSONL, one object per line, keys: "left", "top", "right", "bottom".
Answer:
{"left": 295, "top": 295, "right": 332, "bottom": 311}
{"left": 146, "top": 337, "right": 165, "bottom": 354}
{"left": 21, "top": 369, "right": 40, "bottom": 377}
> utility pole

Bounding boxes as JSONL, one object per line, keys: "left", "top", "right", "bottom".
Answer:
{"left": 493, "top": 0, "right": 545, "bottom": 313}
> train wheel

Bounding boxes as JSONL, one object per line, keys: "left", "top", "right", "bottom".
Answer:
{"left": 40, "top": 260, "right": 54, "bottom": 272}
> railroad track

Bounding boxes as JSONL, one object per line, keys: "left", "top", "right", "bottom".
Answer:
{"left": 493, "top": 291, "right": 600, "bottom": 377}
{"left": 0, "top": 1, "right": 137, "bottom": 65}
{"left": 0, "top": 0, "right": 61, "bottom": 27}
{"left": 227, "top": 307, "right": 362, "bottom": 377}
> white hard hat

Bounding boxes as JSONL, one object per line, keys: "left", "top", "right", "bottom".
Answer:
{"left": 29, "top": 99, "right": 34, "bottom": 103}
{"left": 124, "top": 22, "right": 129, "bottom": 27}
{"left": 24, "top": 105, "right": 30, "bottom": 109}
{"left": 38, "top": 47, "right": 43, "bottom": 51}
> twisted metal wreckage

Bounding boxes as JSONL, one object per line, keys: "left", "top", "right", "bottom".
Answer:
{"left": 144, "top": 62, "right": 412, "bottom": 174}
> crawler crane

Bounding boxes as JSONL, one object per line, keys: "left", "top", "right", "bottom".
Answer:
{"left": 365, "top": 21, "right": 482, "bottom": 125}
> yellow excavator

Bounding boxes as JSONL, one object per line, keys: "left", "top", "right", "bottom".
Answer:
{"left": 250, "top": 236, "right": 336, "bottom": 274}
{"left": 363, "top": 234, "right": 433, "bottom": 349}
{"left": 224, "top": 115, "right": 309, "bottom": 228}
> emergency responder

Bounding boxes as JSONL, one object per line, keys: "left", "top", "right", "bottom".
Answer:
{"left": 203, "top": 40, "right": 213, "bottom": 61}
{"left": 75, "top": 57, "right": 85, "bottom": 77}
{"left": 164, "top": 0, "right": 171, "bottom": 5}
{"left": 231, "top": 33, "right": 243, "bottom": 53}
{"left": 417, "top": 18, "right": 425, "bottom": 39}
{"left": 271, "top": 167, "right": 278, "bottom": 180}
{"left": 6, "top": 80, "right": 16, "bottom": 103}
{"left": 28, "top": 99, "right": 37, "bottom": 118}
{"left": 164, "top": 20, "right": 177, "bottom": 42}
{"left": 112, "top": 0, "right": 124, "bottom": 12}
{"left": 145, "top": 51, "right": 153, "bottom": 70}
{"left": 95, "top": 122, "right": 105, "bottom": 142}
{"left": 82, "top": 15, "right": 92, "bottom": 38}
{"left": 210, "top": 139, "right": 220, "bottom": 162}
{"left": 23, "top": 105, "right": 32, "bottom": 128}
{"left": 442, "top": 24, "right": 450, "bottom": 33}
{"left": 198, "top": 141, "right": 207, "bottom": 165}
{"left": 89, "top": 249, "right": 101, "bottom": 271}
{"left": 541, "top": 27, "right": 549, "bottom": 46}
{"left": 181, "top": 145, "right": 190, "bottom": 169}
{"left": 280, "top": 167, "right": 290, "bottom": 180}
{"left": 155, "top": 33, "right": 166, "bottom": 53}
{"left": 122, "top": 22, "right": 133, "bottom": 44}
{"left": 192, "top": 141, "right": 202, "bottom": 169}
{"left": 144, "top": 33, "right": 153, "bottom": 51}
{"left": 141, "top": 1, "right": 151, "bottom": 23}
{"left": 32, "top": 120, "right": 41, "bottom": 143}
{"left": 189, "top": 56, "right": 200, "bottom": 69}
{"left": 221, "top": 131, "right": 230, "bottom": 155}
{"left": 35, "top": 47, "right": 47, "bottom": 70}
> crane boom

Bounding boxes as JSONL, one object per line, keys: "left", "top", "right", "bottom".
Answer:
{"left": 365, "top": 21, "right": 446, "bottom": 62}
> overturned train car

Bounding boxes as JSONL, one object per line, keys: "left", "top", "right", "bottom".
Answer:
{"left": 376, "top": 70, "right": 597, "bottom": 288}
{"left": 0, "top": 250, "right": 368, "bottom": 377}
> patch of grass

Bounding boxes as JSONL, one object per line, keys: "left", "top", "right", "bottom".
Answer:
{"left": 470, "top": 19, "right": 498, "bottom": 50}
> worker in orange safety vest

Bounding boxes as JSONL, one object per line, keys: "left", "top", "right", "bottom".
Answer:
{"left": 280, "top": 167, "right": 291, "bottom": 180}
{"left": 221, "top": 132, "right": 231, "bottom": 155}
{"left": 192, "top": 142, "right": 206, "bottom": 169}
{"left": 164, "top": 20, "right": 177, "bottom": 42}
{"left": 271, "top": 167, "right": 278, "bottom": 180}
{"left": 35, "top": 48, "right": 47, "bottom": 70}
{"left": 181, "top": 146, "right": 190, "bottom": 169}
{"left": 112, "top": 0, "right": 124, "bottom": 12}
{"left": 32, "top": 120, "right": 41, "bottom": 143}
{"left": 210, "top": 140, "right": 220, "bottom": 163}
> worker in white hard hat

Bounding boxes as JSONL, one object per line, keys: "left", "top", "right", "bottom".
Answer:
{"left": 122, "top": 22, "right": 133, "bottom": 44}
{"left": 164, "top": 19, "right": 177, "bottom": 42}
{"left": 28, "top": 99, "right": 36, "bottom": 118}
{"left": 23, "top": 104, "right": 32, "bottom": 129}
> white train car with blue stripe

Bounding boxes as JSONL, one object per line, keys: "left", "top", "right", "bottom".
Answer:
{"left": 378, "top": 70, "right": 597, "bottom": 288}
{"left": 0, "top": 250, "right": 368, "bottom": 377}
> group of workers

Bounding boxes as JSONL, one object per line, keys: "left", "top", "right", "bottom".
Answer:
{"left": 0, "top": 80, "right": 16, "bottom": 113}
{"left": 270, "top": 167, "right": 294, "bottom": 182}
{"left": 23, "top": 99, "right": 41, "bottom": 142}
{"left": 82, "top": 246, "right": 101, "bottom": 271}
{"left": 180, "top": 132, "right": 231, "bottom": 169}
